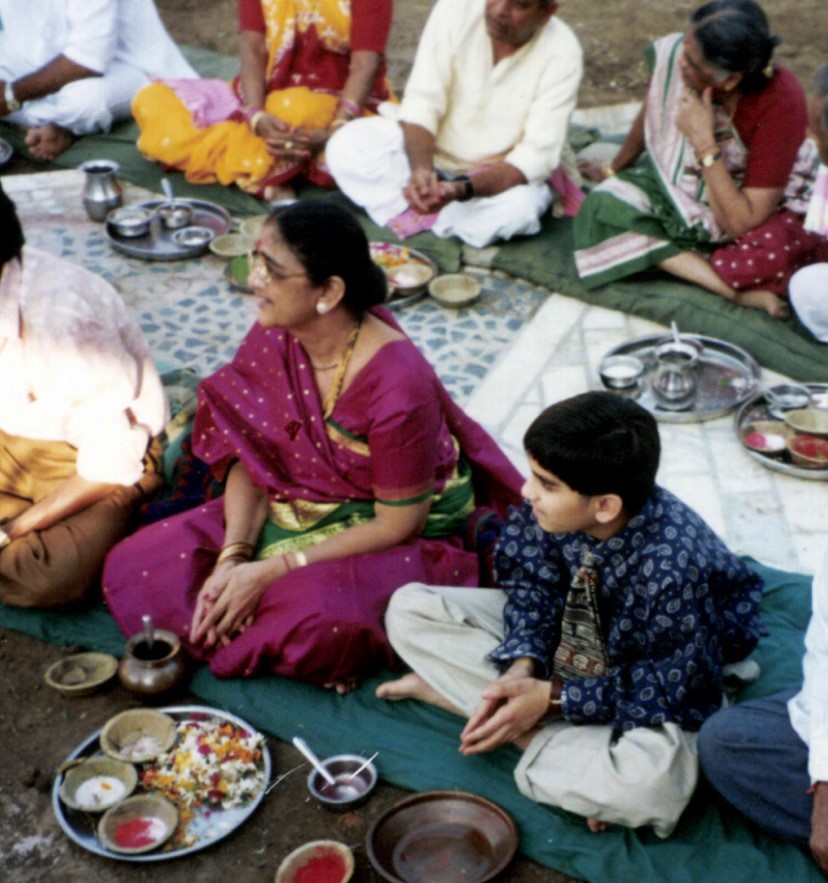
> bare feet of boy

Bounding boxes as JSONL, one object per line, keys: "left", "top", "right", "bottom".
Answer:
{"left": 377, "top": 673, "right": 464, "bottom": 718}
{"left": 25, "top": 123, "right": 75, "bottom": 160}
{"left": 735, "top": 289, "right": 791, "bottom": 319}
{"left": 587, "top": 818, "right": 611, "bottom": 833}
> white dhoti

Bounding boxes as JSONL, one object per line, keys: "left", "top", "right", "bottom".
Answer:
{"left": 385, "top": 583, "right": 699, "bottom": 838}
{"left": 326, "top": 117, "right": 554, "bottom": 249}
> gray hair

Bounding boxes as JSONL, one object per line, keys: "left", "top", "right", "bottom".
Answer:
{"left": 814, "top": 64, "right": 828, "bottom": 132}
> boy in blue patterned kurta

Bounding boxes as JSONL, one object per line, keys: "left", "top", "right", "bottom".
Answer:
{"left": 380, "top": 391, "right": 764, "bottom": 836}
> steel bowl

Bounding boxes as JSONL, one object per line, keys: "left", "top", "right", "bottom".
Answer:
{"left": 171, "top": 225, "right": 215, "bottom": 249}
{"left": 599, "top": 354, "right": 645, "bottom": 390}
{"left": 107, "top": 207, "right": 152, "bottom": 238}
{"left": 156, "top": 200, "right": 193, "bottom": 229}
{"left": 307, "top": 754, "right": 378, "bottom": 811}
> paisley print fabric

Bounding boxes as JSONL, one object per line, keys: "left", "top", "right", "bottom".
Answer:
{"left": 488, "top": 487, "right": 764, "bottom": 731}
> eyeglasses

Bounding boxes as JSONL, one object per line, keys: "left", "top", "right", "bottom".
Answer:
{"left": 248, "top": 248, "right": 309, "bottom": 286}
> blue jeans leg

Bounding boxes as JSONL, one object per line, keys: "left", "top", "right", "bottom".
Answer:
{"left": 698, "top": 689, "right": 812, "bottom": 845}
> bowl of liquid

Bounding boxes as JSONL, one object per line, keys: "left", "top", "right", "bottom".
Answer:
{"left": 307, "top": 754, "right": 378, "bottom": 811}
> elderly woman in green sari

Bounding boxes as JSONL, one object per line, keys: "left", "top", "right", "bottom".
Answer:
{"left": 575, "top": 0, "right": 828, "bottom": 319}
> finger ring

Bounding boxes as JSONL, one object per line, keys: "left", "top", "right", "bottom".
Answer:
{"left": 285, "top": 140, "right": 293, "bottom": 150}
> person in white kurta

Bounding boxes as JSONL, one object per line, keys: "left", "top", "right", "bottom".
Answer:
{"left": 0, "top": 184, "right": 168, "bottom": 609}
{"left": 326, "top": 0, "right": 582, "bottom": 248}
{"left": 0, "top": 0, "right": 195, "bottom": 159}
{"left": 789, "top": 64, "right": 828, "bottom": 343}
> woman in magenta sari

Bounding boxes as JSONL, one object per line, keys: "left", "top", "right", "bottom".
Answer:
{"left": 103, "top": 203, "right": 521, "bottom": 689}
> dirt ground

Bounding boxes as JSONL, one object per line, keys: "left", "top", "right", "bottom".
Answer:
{"left": 3, "top": 1, "right": 827, "bottom": 881}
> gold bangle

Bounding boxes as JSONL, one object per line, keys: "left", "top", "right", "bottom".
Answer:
{"left": 249, "top": 110, "right": 267, "bottom": 135}
{"left": 0, "top": 527, "right": 11, "bottom": 550}
{"left": 217, "top": 542, "right": 254, "bottom": 564}
{"left": 602, "top": 161, "right": 616, "bottom": 179}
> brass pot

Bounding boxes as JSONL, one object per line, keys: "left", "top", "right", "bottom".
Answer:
{"left": 118, "top": 629, "right": 188, "bottom": 698}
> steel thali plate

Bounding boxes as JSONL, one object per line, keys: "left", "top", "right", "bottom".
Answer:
{"left": 105, "top": 199, "right": 232, "bottom": 261}
{"left": 734, "top": 384, "right": 828, "bottom": 480}
{"left": 602, "top": 333, "right": 761, "bottom": 423}
{"left": 52, "top": 704, "right": 271, "bottom": 862}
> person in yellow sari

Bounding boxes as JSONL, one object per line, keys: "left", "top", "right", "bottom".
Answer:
{"left": 132, "top": 0, "right": 394, "bottom": 197}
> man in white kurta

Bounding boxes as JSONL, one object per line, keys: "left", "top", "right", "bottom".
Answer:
{"left": 0, "top": 0, "right": 195, "bottom": 159}
{"left": 327, "top": 0, "right": 582, "bottom": 248}
{"left": 0, "top": 184, "right": 167, "bottom": 608}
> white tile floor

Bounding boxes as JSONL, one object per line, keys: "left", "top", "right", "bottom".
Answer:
{"left": 465, "top": 292, "right": 827, "bottom": 577}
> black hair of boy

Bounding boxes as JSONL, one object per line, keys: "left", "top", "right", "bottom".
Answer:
{"left": 523, "top": 391, "right": 660, "bottom": 516}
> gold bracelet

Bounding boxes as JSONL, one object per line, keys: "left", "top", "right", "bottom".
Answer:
{"left": 249, "top": 110, "right": 267, "bottom": 135}
{"left": 0, "top": 527, "right": 11, "bottom": 550}
{"left": 602, "top": 160, "right": 616, "bottom": 179}
{"left": 217, "top": 542, "right": 254, "bottom": 564}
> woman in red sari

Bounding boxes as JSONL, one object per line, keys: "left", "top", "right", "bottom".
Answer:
{"left": 132, "top": 0, "right": 394, "bottom": 198}
{"left": 103, "top": 203, "right": 521, "bottom": 688}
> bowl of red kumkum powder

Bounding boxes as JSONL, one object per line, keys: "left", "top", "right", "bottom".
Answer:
{"left": 97, "top": 794, "right": 178, "bottom": 855}
{"left": 274, "top": 839, "right": 355, "bottom": 883}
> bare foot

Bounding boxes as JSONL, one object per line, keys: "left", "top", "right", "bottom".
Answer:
{"left": 264, "top": 184, "right": 297, "bottom": 202}
{"left": 586, "top": 817, "right": 611, "bottom": 833}
{"left": 323, "top": 678, "right": 358, "bottom": 695}
{"left": 24, "top": 123, "right": 76, "bottom": 160}
{"left": 734, "top": 289, "right": 791, "bottom": 319}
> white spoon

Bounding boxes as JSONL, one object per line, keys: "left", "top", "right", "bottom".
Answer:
{"left": 292, "top": 736, "right": 336, "bottom": 786}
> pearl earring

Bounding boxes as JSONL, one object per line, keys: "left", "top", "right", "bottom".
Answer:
{"left": 316, "top": 302, "right": 328, "bottom": 315}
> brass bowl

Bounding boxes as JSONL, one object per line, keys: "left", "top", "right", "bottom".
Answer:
{"left": 274, "top": 840, "right": 354, "bottom": 883}
{"left": 99, "top": 708, "right": 177, "bottom": 763}
{"left": 44, "top": 652, "right": 118, "bottom": 697}
{"left": 98, "top": 794, "right": 178, "bottom": 854}
{"left": 59, "top": 756, "right": 138, "bottom": 812}
{"left": 428, "top": 273, "right": 482, "bottom": 308}
{"left": 784, "top": 408, "right": 828, "bottom": 438}
{"left": 367, "top": 791, "right": 518, "bottom": 883}
{"left": 787, "top": 434, "right": 828, "bottom": 469}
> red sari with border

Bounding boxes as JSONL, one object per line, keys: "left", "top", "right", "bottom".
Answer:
{"left": 103, "top": 308, "right": 522, "bottom": 683}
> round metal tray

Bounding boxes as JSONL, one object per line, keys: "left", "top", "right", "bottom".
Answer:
{"left": 601, "top": 333, "right": 761, "bottom": 423}
{"left": 734, "top": 384, "right": 828, "bottom": 480}
{"left": 53, "top": 704, "right": 271, "bottom": 862}
{"left": 105, "top": 199, "right": 232, "bottom": 261}
{"left": 370, "top": 242, "right": 436, "bottom": 310}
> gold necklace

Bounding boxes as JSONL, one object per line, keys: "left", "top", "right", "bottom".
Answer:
{"left": 320, "top": 319, "right": 362, "bottom": 418}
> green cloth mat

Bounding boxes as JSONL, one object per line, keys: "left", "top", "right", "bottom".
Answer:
{"left": 0, "top": 558, "right": 820, "bottom": 882}
{"left": 3, "top": 45, "right": 825, "bottom": 378}
{"left": 487, "top": 212, "right": 828, "bottom": 383}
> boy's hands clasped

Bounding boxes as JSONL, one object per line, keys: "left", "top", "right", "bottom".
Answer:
{"left": 460, "top": 658, "right": 560, "bottom": 755}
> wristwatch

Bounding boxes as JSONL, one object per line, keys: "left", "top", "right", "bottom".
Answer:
{"left": 4, "top": 80, "right": 21, "bottom": 114}
{"left": 454, "top": 175, "right": 475, "bottom": 201}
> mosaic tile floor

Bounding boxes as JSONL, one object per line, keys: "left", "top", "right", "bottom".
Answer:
{"left": 7, "top": 169, "right": 825, "bottom": 578}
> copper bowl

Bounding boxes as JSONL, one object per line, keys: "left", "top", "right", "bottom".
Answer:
{"left": 367, "top": 791, "right": 518, "bottom": 883}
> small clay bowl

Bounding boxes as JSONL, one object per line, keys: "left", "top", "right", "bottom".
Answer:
{"left": 107, "top": 207, "right": 152, "bottom": 238}
{"left": 209, "top": 232, "right": 255, "bottom": 259}
{"left": 156, "top": 200, "right": 193, "bottom": 229}
{"left": 172, "top": 225, "right": 215, "bottom": 249}
{"left": 599, "top": 354, "right": 645, "bottom": 391}
{"left": 428, "top": 272, "right": 482, "bottom": 308}
{"left": 99, "top": 708, "right": 177, "bottom": 763}
{"left": 784, "top": 408, "right": 828, "bottom": 438}
{"left": 44, "top": 652, "right": 118, "bottom": 697}
{"left": 307, "top": 754, "right": 378, "bottom": 812}
{"left": 741, "top": 420, "right": 792, "bottom": 456}
{"left": 274, "top": 840, "right": 355, "bottom": 883}
{"left": 98, "top": 794, "right": 178, "bottom": 855}
{"left": 787, "top": 434, "right": 828, "bottom": 469}
{"left": 59, "top": 756, "right": 138, "bottom": 812}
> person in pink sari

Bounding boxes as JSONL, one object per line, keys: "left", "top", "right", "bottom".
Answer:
{"left": 103, "top": 203, "right": 521, "bottom": 689}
